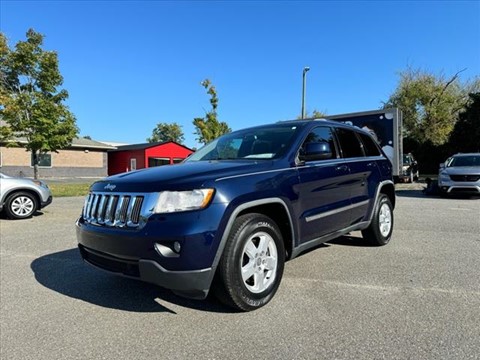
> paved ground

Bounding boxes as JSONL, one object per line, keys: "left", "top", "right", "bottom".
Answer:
{"left": 1, "top": 190, "right": 479, "bottom": 360}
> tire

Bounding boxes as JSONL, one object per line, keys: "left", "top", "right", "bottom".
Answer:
{"left": 213, "top": 213, "right": 285, "bottom": 311}
{"left": 4, "top": 191, "right": 38, "bottom": 220}
{"left": 362, "top": 194, "right": 393, "bottom": 246}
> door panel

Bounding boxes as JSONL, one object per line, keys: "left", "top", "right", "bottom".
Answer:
{"left": 296, "top": 160, "right": 353, "bottom": 242}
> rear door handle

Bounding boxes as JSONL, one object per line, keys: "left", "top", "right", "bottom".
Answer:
{"left": 335, "top": 165, "right": 348, "bottom": 172}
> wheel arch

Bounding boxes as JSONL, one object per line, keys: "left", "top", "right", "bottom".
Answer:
{"left": 211, "top": 198, "right": 296, "bottom": 280}
{"left": 237, "top": 202, "right": 294, "bottom": 260}
{"left": 379, "top": 181, "right": 396, "bottom": 209}
{"left": 4, "top": 188, "right": 41, "bottom": 209}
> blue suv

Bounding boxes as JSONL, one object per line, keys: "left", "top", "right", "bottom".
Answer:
{"left": 76, "top": 120, "right": 395, "bottom": 311}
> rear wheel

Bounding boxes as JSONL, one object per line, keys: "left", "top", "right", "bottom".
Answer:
{"left": 213, "top": 213, "right": 285, "bottom": 311}
{"left": 362, "top": 194, "right": 393, "bottom": 246}
{"left": 4, "top": 191, "right": 38, "bottom": 219}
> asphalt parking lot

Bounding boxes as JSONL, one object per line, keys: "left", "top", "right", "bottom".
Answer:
{"left": 1, "top": 190, "right": 479, "bottom": 360}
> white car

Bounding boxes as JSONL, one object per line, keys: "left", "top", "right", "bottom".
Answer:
{"left": 0, "top": 173, "right": 53, "bottom": 219}
{"left": 438, "top": 153, "right": 480, "bottom": 196}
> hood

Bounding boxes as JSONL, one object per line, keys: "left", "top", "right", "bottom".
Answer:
{"left": 91, "top": 160, "right": 277, "bottom": 192}
{"left": 443, "top": 166, "right": 480, "bottom": 175}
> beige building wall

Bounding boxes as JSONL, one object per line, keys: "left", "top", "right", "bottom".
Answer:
{"left": 52, "top": 149, "right": 104, "bottom": 168}
{"left": 0, "top": 147, "right": 104, "bottom": 168}
{"left": 0, "top": 147, "right": 30, "bottom": 166}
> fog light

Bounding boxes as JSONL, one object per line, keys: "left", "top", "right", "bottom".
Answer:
{"left": 154, "top": 243, "right": 179, "bottom": 258}
{"left": 173, "top": 241, "right": 181, "bottom": 253}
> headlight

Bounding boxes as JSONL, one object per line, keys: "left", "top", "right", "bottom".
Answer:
{"left": 153, "top": 189, "right": 214, "bottom": 214}
{"left": 32, "top": 180, "right": 49, "bottom": 189}
{"left": 439, "top": 172, "right": 450, "bottom": 182}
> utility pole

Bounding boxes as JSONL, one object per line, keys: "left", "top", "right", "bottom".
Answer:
{"left": 301, "top": 66, "right": 310, "bottom": 119}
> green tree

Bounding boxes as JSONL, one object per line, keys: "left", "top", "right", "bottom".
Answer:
{"left": 297, "top": 109, "right": 328, "bottom": 119}
{"left": 193, "top": 79, "right": 231, "bottom": 144}
{"left": 384, "top": 67, "right": 480, "bottom": 145}
{"left": 0, "top": 29, "right": 78, "bottom": 179}
{"left": 448, "top": 93, "right": 480, "bottom": 153}
{"left": 147, "top": 122, "right": 185, "bottom": 143}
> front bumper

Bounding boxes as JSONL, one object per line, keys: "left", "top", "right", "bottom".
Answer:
{"left": 438, "top": 181, "right": 480, "bottom": 194}
{"left": 78, "top": 244, "right": 212, "bottom": 299}
{"left": 40, "top": 195, "right": 53, "bottom": 209}
{"left": 76, "top": 202, "right": 228, "bottom": 298}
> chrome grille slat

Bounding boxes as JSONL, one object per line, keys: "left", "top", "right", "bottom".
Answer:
{"left": 97, "top": 195, "right": 108, "bottom": 224}
{"left": 104, "top": 196, "right": 119, "bottom": 225}
{"left": 114, "top": 196, "right": 131, "bottom": 226}
{"left": 83, "top": 194, "right": 92, "bottom": 219}
{"left": 130, "top": 197, "right": 143, "bottom": 224}
{"left": 90, "top": 194, "right": 100, "bottom": 219}
{"left": 82, "top": 192, "right": 147, "bottom": 228}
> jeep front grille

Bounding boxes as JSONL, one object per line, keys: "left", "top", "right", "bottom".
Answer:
{"left": 82, "top": 193, "right": 145, "bottom": 228}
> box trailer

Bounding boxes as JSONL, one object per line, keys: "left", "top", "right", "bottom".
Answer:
{"left": 325, "top": 108, "right": 403, "bottom": 179}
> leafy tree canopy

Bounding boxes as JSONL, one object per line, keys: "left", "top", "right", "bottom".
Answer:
{"left": 448, "top": 92, "right": 480, "bottom": 153}
{"left": 384, "top": 67, "right": 479, "bottom": 146}
{"left": 0, "top": 29, "right": 78, "bottom": 178}
{"left": 297, "top": 109, "right": 328, "bottom": 119}
{"left": 193, "top": 79, "right": 231, "bottom": 145}
{"left": 147, "top": 122, "right": 185, "bottom": 143}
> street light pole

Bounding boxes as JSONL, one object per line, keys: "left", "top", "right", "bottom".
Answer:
{"left": 301, "top": 66, "right": 310, "bottom": 119}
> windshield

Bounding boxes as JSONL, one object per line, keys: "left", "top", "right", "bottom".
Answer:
{"left": 186, "top": 124, "right": 300, "bottom": 162}
{"left": 447, "top": 155, "right": 480, "bottom": 167}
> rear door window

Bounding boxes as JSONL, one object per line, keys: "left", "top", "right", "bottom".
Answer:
{"left": 335, "top": 128, "right": 364, "bottom": 158}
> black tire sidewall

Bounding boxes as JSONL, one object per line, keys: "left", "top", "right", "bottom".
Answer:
{"left": 223, "top": 214, "right": 285, "bottom": 310}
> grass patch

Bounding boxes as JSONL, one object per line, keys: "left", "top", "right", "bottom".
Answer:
{"left": 49, "top": 183, "right": 91, "bottom": 197}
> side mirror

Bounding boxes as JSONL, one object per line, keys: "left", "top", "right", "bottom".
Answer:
{"left": 300, "top": 142, "right": 333, "bottom": 161}
{"left": 439, "top": 163, "right": 445, "bottom": 169}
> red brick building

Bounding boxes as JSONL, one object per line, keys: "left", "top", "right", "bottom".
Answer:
{"left": 108, "top": 141, "right": 194, "bottom": 176}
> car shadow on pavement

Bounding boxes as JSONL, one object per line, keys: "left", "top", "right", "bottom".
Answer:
{"left": 327, "top": 235, "right": 375, "bottom": 247}
{"left": 30, "top": 248, "right": 232, "bottom": 314}
{"left": 396, "top": 189, "right": 480, "bottom": 200}
{"left": 396, "top": 189, "right": 429, "bottom": 198}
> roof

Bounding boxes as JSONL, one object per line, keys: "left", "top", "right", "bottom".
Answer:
{"left": 109, "top": 141, "right": 193, "bottom": 152}
{"left": 0, "top": 137, "right": 116, "bottom": 150}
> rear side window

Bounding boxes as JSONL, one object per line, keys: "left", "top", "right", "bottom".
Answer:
{"left": 335, "top": 128, "right": 364, "bottom": 158}
{"left": 358, "top": 132, "right": 381, "bottom": 157}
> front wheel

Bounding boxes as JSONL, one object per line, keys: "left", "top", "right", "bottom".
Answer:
{"left": 213, "top": 213, "right": 285, "bottom": 311}
{"left": 4, "top": 191, "right": 38, "bottom": 219}
{"left": 362, "top": 194, "right": 393, "bottom": 246}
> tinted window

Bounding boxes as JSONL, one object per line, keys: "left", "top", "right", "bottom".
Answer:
{"left": 358, "top": 132, "right": 381, "bottom": 157}
{"left": 186, "top": 124, "right": 300, "bottom": 161}
{"left": 336, "top": 128, "right": 364, "bottom": 158}
{"left": 300, "top": 126, "right": 337, "bottom": 159}
{"left": 31, "top": 153, "right": 52, "bottom": 167}
{"left": 448, "top": 155, "right": 480, "bottom": 167}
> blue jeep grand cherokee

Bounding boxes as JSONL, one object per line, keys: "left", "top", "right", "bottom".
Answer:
{"left": 76, "top": 120, "right": 395, "bottom": 311}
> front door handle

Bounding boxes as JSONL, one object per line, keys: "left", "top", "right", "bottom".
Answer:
{"left": 335, "top": 165, "right": 348, "bottom": 172}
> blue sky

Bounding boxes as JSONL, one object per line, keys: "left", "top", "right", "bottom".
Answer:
{"left": 1, "top": 1, "right": 479, "bottom": 148}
